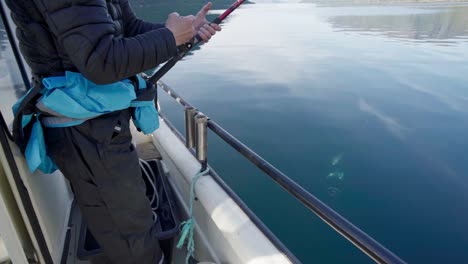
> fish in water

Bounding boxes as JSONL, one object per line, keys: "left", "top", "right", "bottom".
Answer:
{"left": 326, "top": 171, "right": 344, "bottom": 197}
{"left": 331, "top": 153, "right": 343, "bottom": 166}
{"left": 327, "top": 171, "right": 344, "bottom": 180}
{"left": 327, "top": 186, "right": 341, "bottom": 197}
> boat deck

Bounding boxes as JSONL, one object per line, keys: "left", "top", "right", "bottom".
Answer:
{"left": 136, "top": 142, "right": 162, "bottom": 161}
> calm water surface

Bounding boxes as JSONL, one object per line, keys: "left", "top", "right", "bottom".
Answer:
{"left": 2, "top": 1, "right": 468, "bottom": 263}
{"left": 143, "top": 2, "right": 468, "bottom": 263}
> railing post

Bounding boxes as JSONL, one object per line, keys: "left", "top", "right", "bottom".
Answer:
{"left": 195, "top": 113, "right": 208, "bottom": 170}
{"left": 184, "top": 107, "right": 198, "bottom": 149}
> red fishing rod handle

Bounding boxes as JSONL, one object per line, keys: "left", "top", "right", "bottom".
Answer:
{"left": 192, "top": 0, "right": 246, "bottom": 45}
{"left": 217, "top": 0, "right": 246, "bottom": 22}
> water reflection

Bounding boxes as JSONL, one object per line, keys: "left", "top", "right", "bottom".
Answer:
{"left": 328, "top": 5, "right": 468, "bottom": 44}
{"left": 163, "top": 4, "right": 333, "bottom": 92}
{"left": 358, "top": 98, "right": 409, "bottom": 139}
{"left": 156, "top": 3, "right": 468, "bottom": 263}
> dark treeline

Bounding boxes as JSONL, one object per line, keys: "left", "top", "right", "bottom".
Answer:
{"left": 129, "top": 0, "right": 253, "bottom": 22}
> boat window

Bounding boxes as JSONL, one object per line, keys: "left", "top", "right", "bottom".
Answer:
{"left": 0, "top": 19, "right": 27, "bottom": 126}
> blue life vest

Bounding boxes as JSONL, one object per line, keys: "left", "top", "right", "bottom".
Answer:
{"left": 12, "top": 71, "right": 159, "bottom": 174}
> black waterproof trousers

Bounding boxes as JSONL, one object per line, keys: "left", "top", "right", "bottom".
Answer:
{"left": 44, "top": 109, "right": 162, "bottom": 264}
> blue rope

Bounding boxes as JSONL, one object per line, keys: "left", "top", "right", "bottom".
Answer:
{"left": 177, "top": 167, "right": 210, "bottom": 263}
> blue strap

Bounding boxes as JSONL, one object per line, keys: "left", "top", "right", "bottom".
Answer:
{"left": 137, "top": 75, "right": 147, "bottom": 89}
{"left": 130, "top": 100, "right": 153, "bottom": 107}
{"left": 22, "top": 114, "right": 33, "bottom": 128}
{"left": 42, "top": 76, "right": 67, "bottom": 90}
{"left": 24, "top": 116, "right": 57, "bottom": 173}
{"left": 41, "top": 116, "right": 87, "bottom": 128}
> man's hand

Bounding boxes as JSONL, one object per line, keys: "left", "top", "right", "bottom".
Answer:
{"left": 165, "top": 13, "right": 196, "bottom": 46}
{"left": 193, "top": 2, "right": 222, "bottom": 43}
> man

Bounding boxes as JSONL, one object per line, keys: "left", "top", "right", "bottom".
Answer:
{"left": 5, "top": 0, "right": 221, "bottom": 263}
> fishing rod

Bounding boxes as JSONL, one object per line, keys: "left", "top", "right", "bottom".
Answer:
{"left": 147, "top": 0, "right": 246, "bottom": 85}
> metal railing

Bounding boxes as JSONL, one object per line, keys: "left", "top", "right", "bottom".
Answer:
{"left": 157, "top": 80, "right": 406, "bottom": 264}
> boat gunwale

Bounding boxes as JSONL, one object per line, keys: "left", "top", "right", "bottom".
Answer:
{"left": 158, "top": 112, "right": 301, "bottom": 263}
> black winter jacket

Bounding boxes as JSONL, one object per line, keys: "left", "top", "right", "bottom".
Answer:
{"left": 5, "top": 0, "right": 177, "bottom": 84}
